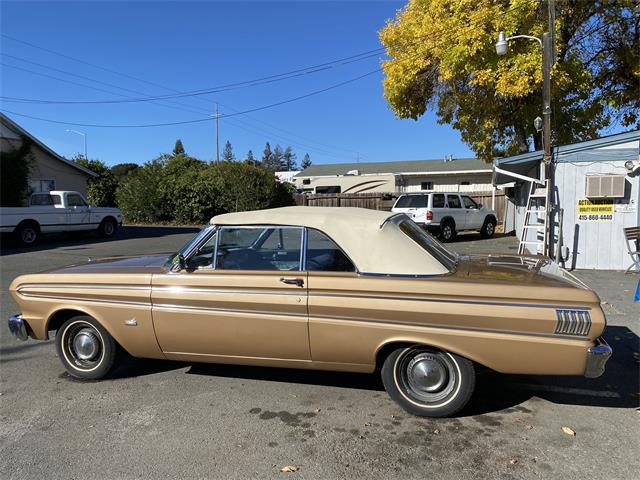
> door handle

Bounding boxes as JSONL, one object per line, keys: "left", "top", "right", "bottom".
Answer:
{"left": 280, "top": 277, "right": 304, "bottom": 287}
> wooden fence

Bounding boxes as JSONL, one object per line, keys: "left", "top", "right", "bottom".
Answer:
{"left": 294, "top": 191, "right": 506, "bottom": 224}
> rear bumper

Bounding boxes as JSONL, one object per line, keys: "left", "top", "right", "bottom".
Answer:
{"left": 8, "top": 314, "right": 29, "bottom": 341}
{"left": 584, "top": 336, "right": 612, "bottom": 378}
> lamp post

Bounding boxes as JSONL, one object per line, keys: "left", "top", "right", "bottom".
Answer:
{"left": 66, "top": 129, "right": 88, "bottom": 160}
{"left": 495, "top": 3, "right": 555, "bottom": 257}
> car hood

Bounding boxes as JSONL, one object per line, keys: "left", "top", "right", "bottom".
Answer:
{"left": 454, "top": 254, "right": 589, "bottom": 290}
{"left": 44, "top": 254, "right": 169, "bottom": 275}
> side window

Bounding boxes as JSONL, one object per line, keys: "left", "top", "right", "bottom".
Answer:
{"left": 432, "top": 194, "right": 445, "bottom": 208}
{"left": 306, "top": 229, "right": 355, "bottom": 272}
{"left": 447, "top": 195, "right": 462, "bottom": 208}
{"left": 462, "top": 196, "right": 478, "bottom": 209}
{"left": 188, "top": 232, "right": 218, "bottom": 269}
{"left": 216, "top": 227, "right": 302, "bottom": 271}
{"left": 67, "top": 194, "right": 88, "bottom": 207}
{"left": 31, "top": 194, "right": 54, "bottom": 206}
{"left": 50, "top": 195, "right": 62, "bottom": 206}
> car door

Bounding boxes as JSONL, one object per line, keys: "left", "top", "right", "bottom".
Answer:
{"left": 445, "top": 194, "right": 466, "bottom": 229}
{"left": 151, "top": 226, "right": 311, "bottom": 362}
{"left": 65, "top": 193, "right": 92, "bottom": 231}
{"left": 462, "top": 195, "right": 483, "bottom": 229}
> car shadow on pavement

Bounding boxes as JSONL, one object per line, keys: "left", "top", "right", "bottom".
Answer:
{"left": 0, "top": 225, "right": 201, "bottom": 257}
{"left": 104, "top": 325, "right": 638, "bottom": 415}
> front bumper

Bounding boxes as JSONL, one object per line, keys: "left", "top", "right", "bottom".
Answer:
{"left": 584, "top": 336, "right": 612, "bottom": 378}
{"left": 8, "top": 314, "right": 28, "bottom": 341}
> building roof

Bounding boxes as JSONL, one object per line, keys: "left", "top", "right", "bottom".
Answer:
{"left": 295, "top": 157, "right": 491, "bottom": 177}
{"left": 210, "top": 206, "right": 450, "bottom": 275}
{"left": 0, "top": 113, "right": 98, "bottom": 177}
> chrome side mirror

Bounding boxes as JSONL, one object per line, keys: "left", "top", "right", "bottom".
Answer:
{"left": 170, "top": 254, "right": 186, "bottom": 273}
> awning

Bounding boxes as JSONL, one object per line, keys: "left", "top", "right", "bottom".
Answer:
{"left": 492, "top": 151, "right": 543, "bottom": 186}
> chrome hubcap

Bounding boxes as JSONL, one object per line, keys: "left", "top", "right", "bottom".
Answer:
{"left": 397, "top": 348, "right": 458, "bottom": 405}
{"left": 104, "top": 222, "right": 114, "bottom": 234}
{"left": 443, "top": 226, "right": 452, "bottom": 238}
{"left": 72, "top": 329, "right": 99, "bottom": 360}
{"left": 487, "top": 223, "right": 494, "bottom": 234}
{"left": 407, "top": 354, "right": 448, "bottom": 393}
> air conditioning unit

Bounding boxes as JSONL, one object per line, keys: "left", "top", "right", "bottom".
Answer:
{"left": 585, "top": 174, "right": 626, "bottom": 198}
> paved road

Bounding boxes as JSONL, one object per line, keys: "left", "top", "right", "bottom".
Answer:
{"left": 1, "top": 227, "right": 638, "bottom": 479}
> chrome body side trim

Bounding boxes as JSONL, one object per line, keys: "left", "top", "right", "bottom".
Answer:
{"left": 555, "top": 309, "right": 591, "bottom": 336}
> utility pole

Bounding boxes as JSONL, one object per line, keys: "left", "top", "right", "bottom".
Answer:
{"left": 542, "top": 0, "right": 555, "bottom": 258}
{"left": 215, "top": 103, "right": 220, "bottom": 163}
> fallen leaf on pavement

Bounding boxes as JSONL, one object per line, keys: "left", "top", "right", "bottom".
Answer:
{"left": 433, "top": 428, "right": 440, "bottom": 435}
{"left": 509, "top": 459, "right": 518, "bottom": 465}
{"left": 524, "top": 425, "right": 533, "bottom": 430}
{"left": 280, "top": 466, "right": 299, "bottom": 473}
{"left": 562, "top": 426, "right": 576, "bottom": 436}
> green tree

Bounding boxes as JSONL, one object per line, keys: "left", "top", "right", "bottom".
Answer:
{"left": 283, "top": 146, "right": 297, "bottom": 171}
{"left": 116, "top": 159, "right": 166, "bottom": 223}
{"left": 223, "top": 140, "right": 235, "bottom": 161}
{"left": 0, "top": 136, "right": 33, "bottom": 206}
{"left": 111, "top": 163, "right": 139, "bottom": 183}
{"left": 262, "top": 142, "right": 273, "bottom": 166}
{"left": 246, "top": 150, "right": 255, "bottom": 162}
{"left": 173, "top": 139, "right": 186, "bottom": 156}
{"left": 73, "top": 156, "right": 118, "bottom": 207}
{"left": 379, "top": 0, "right": 639, "bottom": 161}
{"left": 301, "top": 153, "right": 312, "bottom": 169}
{"left": 267, "top": 144, "right": 285, "bottom": 172}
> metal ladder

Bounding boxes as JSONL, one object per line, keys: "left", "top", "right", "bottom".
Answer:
{"left": 518, "top": 180, "right": 548, "bottom": 255}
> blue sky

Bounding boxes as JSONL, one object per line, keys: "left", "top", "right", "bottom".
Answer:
{"left": 0, "top": 1, "right": 475, "bottom": 167}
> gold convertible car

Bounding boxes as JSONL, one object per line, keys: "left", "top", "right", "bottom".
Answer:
{"left": 8, "top": 207, "right": 612, "bottom": 417}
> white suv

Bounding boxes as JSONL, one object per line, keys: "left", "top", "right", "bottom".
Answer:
{"left": 391, "top": 192, "right": 497, "bottom": 242}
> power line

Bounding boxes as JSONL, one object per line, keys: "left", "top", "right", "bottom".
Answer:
{"left": 1, "top": 0, "right": 537, "bottom": 130}
{"left": 0, "top": 69, "right": 381, "bottom": 128}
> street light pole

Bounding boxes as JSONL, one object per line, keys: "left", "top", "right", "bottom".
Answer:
{"left": 65, "top": 129, "right": 88, "bottom": 159}
{"left": 496, "top": 0, "right": 555, "bottom": 257}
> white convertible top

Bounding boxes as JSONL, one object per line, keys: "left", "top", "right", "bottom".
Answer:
{"left": 211, "top": 206, "right": 449, "bottom": 275}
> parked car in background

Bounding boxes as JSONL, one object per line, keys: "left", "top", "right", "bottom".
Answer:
{"left": 8, "top": 207, "right": 611, "bottom": 417}
{"left": 392, "top": 192, "right": 497, "bottom": 241}
{"left": 0, "top": 191, "right": 123, "bottom": 246}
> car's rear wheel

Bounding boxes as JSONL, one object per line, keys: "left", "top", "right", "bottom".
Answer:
{"left": 55, "top": 315, "right": 119, "bottom": 380}
{"left": 480, "top": 217, "right": 496, "bottom": 238}
{"left": 14, "top": 221, "right": 40, "bottom": 246}
{"left": 439, "top": 219, "right": 456, "bottom": 242}
{"left": 98, "top": 217, "right": 118, "bottom": 238}
{"left": 381, "top": 346, "right": 475, "bottom": 417}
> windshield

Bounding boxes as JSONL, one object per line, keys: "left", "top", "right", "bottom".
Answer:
{"left": 396, "top": 216, "right": 457, "bottom": 271}
{"left": 395, "top": 195, "right": 428, "bottom": 208}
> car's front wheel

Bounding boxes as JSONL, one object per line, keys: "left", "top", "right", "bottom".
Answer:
{"left": 98, "top": 218, "right": 118, "bottom": 238}
{"left": 480, "top": 217, "right": 496, "bottom": 238}
{"left": 55, "top": 315, "right": 120, "bottom": 380}
{"left": 381, "top": 346, "right": 475, "bottom": 417}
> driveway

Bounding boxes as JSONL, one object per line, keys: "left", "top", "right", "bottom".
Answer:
{"left": 1, "top": 227, "right": 638, "bottom": 479}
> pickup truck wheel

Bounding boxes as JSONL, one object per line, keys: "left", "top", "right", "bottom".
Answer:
{"left": 381, "top": 346, "right": 475, "bottom": 417}
{"left": 14, "top": 222, "right": 39, "bottom": 246}
{"left": 55, "top": 315, "right": 119, "bottom": 380}
{"left": 439, "top": 220, "right": 456, "bottom": 242}
{"left": 480, "top": 218, "right": 496, "bottom": 238}
{"left": 98, "top": 218, "right": 118, "bottom": 238}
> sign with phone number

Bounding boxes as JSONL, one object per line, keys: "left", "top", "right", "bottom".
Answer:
{"left": 577, "top": 199, "right": 614, "bottom": 222}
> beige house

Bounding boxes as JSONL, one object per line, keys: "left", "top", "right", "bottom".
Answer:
{"left": 0, "top": 113, "right": 96, "bottom": 201}
{"left": 292, "top": 158, "right": 493, "bottom": 194}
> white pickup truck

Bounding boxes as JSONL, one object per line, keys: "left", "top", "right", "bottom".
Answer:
{"left": 0, "top": 191, "right": 123, "bottom": 246}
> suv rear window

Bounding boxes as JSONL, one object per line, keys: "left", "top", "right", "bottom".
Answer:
{"left": 395, "top": 195, "right": 428, "bottom": 208}
{"left": 432, "top": 194, "right": 445, "bottom": 208}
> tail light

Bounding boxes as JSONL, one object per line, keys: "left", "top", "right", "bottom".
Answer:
{"left": 427, "top": 210, "right": 433, "bottom": 221}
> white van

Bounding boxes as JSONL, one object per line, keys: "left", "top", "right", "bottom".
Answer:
{"left": 392, "top": 192, "right": 497, "bottom": 242}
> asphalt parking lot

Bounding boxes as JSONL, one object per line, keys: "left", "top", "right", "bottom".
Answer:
{"left": 1, "top": 227, "right": 638, "bottom": 479}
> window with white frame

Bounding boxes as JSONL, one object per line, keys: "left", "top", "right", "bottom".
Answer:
{"left": 420, "top": 181, "right": 433, "bottom": 190}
